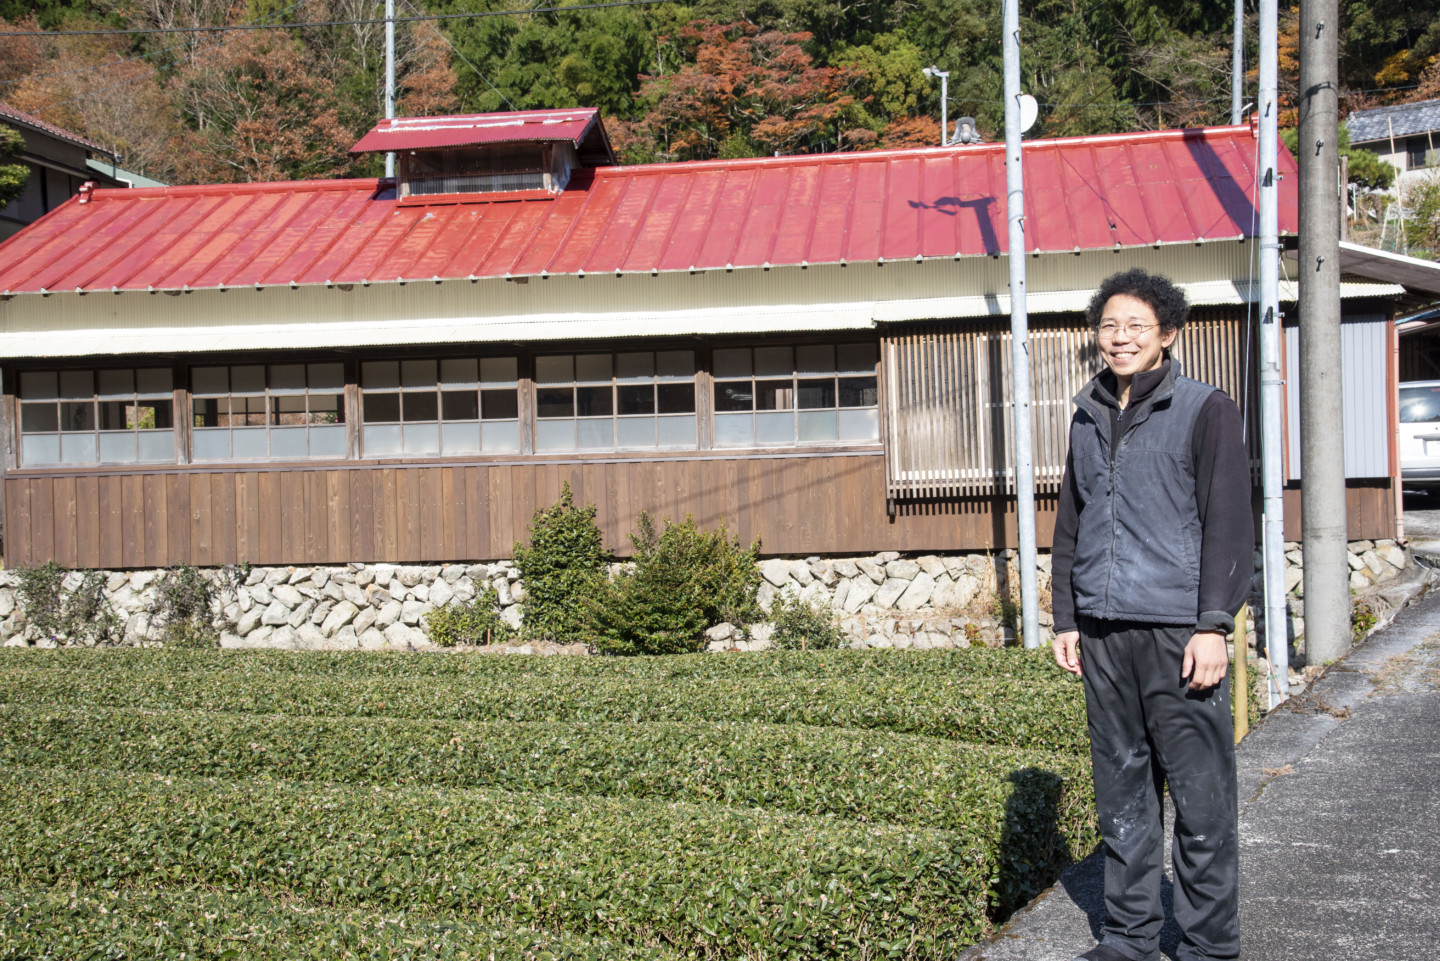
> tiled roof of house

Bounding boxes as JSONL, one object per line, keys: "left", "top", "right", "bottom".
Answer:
{"left": 0, "top": 101, "right": 111, "bottom": 156}
{"left": 0, "top": 123, "right": 1298, "bottom": 295}
{"left": 1347, "top": 98, "right": 1440, "bottom": 144}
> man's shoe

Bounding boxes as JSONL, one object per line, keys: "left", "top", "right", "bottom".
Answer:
{"left": 1069, "top": 946, "right": 1141, "bottom": 961}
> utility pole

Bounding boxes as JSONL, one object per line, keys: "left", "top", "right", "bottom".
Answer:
{"left": 923, "top": 66, "right": 950, "bottom": 147}
{"left": 1232, "top": 0, "right": 1245, "bottom": 124}
{"left": 1298, "top": 0, "right": 1349, "bottom": 664}
{"left": 384, "top": 0, "right": 396, "bottom": 179}
{"left": 1258, "top": 0, "right": 1290, "bottom": 707}
{"left": 1003, "top": 0, "right": 1040, "bottom": 649}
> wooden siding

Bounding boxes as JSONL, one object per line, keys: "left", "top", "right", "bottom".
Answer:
{"left": 3, "top": 455, "right": 1397, "bottom": 567}
{"left": 1282, "top": 479, "right": 1396, "bottom": 542}
{"left": 3, "top": 454, "right": 1060, "bottom": 567}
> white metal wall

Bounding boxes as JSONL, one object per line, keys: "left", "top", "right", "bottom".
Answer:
{"left": 1285, "top": 313, "right": 1391, "bottom": 480}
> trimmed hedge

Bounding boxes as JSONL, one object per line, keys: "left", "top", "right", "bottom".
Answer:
{"left": 0, "top": 705, "right": 1097, "bottom": 908}
{"left": 0, "top": 645, "right": 1070, "bottom": 683}
{"left": 0, "top": 887, "right": 682, "bottom": 960}
{"left": 0, "top": 766, "right": 993, "bottom": 960}
{"left": 0, "top": 666, "right": 1087, "bottom": 752}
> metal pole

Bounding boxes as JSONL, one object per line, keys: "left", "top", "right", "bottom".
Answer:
{"left": 1232, "top": 0, "right": 1245, "bottom": 124}
{"left": 1003, "top": 0, "right": 1040, "bottom": 649}
{"left": 1298, "top": 0, "right": 1349, "bottom": 665}
{"left": 384, "top": 0, "right": 396, "bottom": 180}
{"left": 940, "top": 73, "right": 948, "bottom": 147}
{"left": 1258, "top": 0, "right": 1290, "bottom": 707}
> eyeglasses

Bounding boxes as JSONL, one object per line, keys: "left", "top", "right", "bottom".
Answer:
{"left": 1096, "top": 322, "right": 1159, "bottom": 339}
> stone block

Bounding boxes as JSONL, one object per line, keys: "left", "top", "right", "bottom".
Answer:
{"left": 332, "top": 625, "right": 359, "bottom": 649}
{"left": 375, "top": 600, "right": 403, "bottom": 629}
{"left": 842, "top": 577, "right": 879, "bottom": 613}
{"left": 342, "top": 583, "right": 368, "bottom": 608}
{"left": 761, "top": 558, "right": 792, "bottom": 587}
{"left": 352, "top": 606, "right": 378, "bottom": 636}
{"left": 832, "top": 559, "right": 859, "bottom": 578}
{"left": 705, "top": 622, "right": 735, "bottom": 641}
{"left": 884, "top": 559, "right": 921, "bottom": 580}
{"left": 855, "top": 559, "right": 885, "bottom": 584}
{"left": 1350, "top": 569, "right": 1372, "bottom": 591}
{"left": 873, "top": 578, "right": 908, "bottom": 610}
{"left": 396, "top": 567, "right": 423, "bottom": 588}
{"left": 441, "top": 565, "right": 465, "bottom": 584}
{"left": 429, "top": 580, "right": 454, "bottom": 608}
{"left": 286, "top": 600, "right": 316, "bottom": 629}
{"left": 875, "top": 551, "right": 900, "bottom": 563}
{"left": 321, "top": 600, "right": 360, "bottom": 636}
{"left": 789, "top": 561, "right": 814, "bottom": 586}
{"left": 129, "top": 571, "right": 157, "bottom": 592}
{"left": 263, "top": 569, "right": 289, "bottom": 588}
{"left": 295, "top": 623, "right": 326, "bottom": 649}
{"left": 1283, "top": 566, "right": 1303, "bottom": 594}
{"left": 354, "top": 568, "right": 375, "bottom": 588}
{"left": 289, "top": 568, "right": 312, "bottom": 585}
{"left": 358, "top": 628, "right": 388, "bottom": 649}
{"left": 235, "top": 607, "right": 263, "bottom": 637}
{"left": 866, "top": 635, "right": 892, "bottom": 649}
{"left": 1347, "top": 552, "right": 1365, "bottom": 571}
{"left": 831, "top": 579, "right": 851, "bottom": 611}
{"left": 311, "top": 569, "right": 330, "bottom": 590}
{"left": 951, "top": 573, "right": 981, "bottom": 609}
{"left": 260, "top": 602, "right": 290, "bottom": 627}
{"left": 311, "top": 601, "right": 333, "bottom": 625}
{"left": 106, "top": 572, "right": 129, "bottom": 592}
{"left": 917, "top": 556, "right": 947, "bottom": 579}
{"left": 895, "top": 572, "right": 936, "bottom": 611}
{"left": 269, "top": 626, "right": 299, "bottom": 649}
{"left": 245, "top": 568, "right": 266, "bottom": 586}
{"left": 373, "top": 565, "right": 396, "bottom": 588}
{"left": 510, "top": 582, "right": 527, "bottom": 603}
{"left": 500, "top": 605, "right": 523, "bottom": 630}
{"left": 400, "top": 600, "right": 425, "bottom": 626}
{"left": 408, "top": 583, "right": 429, "bottom": 603}
{"left": 272, "top": 584, "right": 304, "bottom": 609}
{"left": 378, "top": 623, "right": 420, "bottom": 647}
{"left": 1362, "top": 551, "right": 1386, "bottom": 578}
{"left": 1349, "top": 539, "right": 1374, "bottom": 553}
{"left": 756, "top": 582, "right": 776, "bottom": 611}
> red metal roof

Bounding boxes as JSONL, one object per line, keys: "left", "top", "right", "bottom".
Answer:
{"left": 0, "top": 125, "right": 1297, "bottom": 295}
{"left": 350, "top": 108, "right": 603, "bottom": 154}
{"left": 0, "top": 101, "right": 112, "bottom": 157}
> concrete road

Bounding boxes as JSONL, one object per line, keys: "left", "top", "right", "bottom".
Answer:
{"left": 1401, "top": 493, "right": 1440, "bottom": 560}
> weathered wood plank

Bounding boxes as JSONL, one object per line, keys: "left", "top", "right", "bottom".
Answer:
{"left": 211, "top": 472, "right": 237, "bottom": 566}
{"left": 140, "top": 474, "right": 164, "bottom": 569}
{"left": 51, "top": 475, "right": 78, "bottom": 568}
{"left": 326, "top": 471, "right": 351, "bottom": 563}
{"left": 97, "top": 476, "right": 123, "bottom": 569}
{"left": 256, "top": 473, "right": 282, "bottom": 566}
{"left": 188, "top": 473, "right": 212, "bottom": 567}
{"left": 119, "top": 475, "right": 143, "bottom": 569}
{"left": 74, "top": 475, "right": 100, "bottom": 569}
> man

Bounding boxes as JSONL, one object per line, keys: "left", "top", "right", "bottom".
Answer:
{"left": 1051, "top": 268, "right": 1253, "bottom": 961}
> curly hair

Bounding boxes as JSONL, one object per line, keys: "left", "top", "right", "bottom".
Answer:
{"left": 1084, "top": 269, "right": 1190, "bottom": 333}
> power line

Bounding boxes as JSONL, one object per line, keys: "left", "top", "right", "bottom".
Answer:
{"left": 0, "top": 0, "right": 680, "bottom": 39}
{"left": 401, "top": 0, "right": 515, "bottom": 111}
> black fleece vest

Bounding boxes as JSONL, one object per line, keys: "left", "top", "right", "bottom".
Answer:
{"left": 1067, "top": 367, "right": 1216, "bottom": 625}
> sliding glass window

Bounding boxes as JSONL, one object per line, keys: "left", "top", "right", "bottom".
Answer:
{"left": 19, "top": 368, "right": 175, "bottom": 465}
{"left": 361, "top": 358, "right": 519, "bottom": 456}
{"left": 712, "top": 343, "right": 879, "bottom": 447}
{"left": 191, "top": 364, "right": 345, "bottom": 460}
{"left": 534, "top": 350, "right": 696, "bottom": 452}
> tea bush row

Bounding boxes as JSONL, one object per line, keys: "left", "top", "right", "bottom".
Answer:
{"left": 0, "top": 766, "right": 992, "bottom": 960}
{"left": 0, "top": 644, "right": 1069, "bottom": 684}
{"left": 0, "top": 886, "right": 681, "bottom": 960}
{"left": 0, "top": 667, "right": 1088, "bottom": 752}
{"left": 0, "top": 705, "right": 1097, "bottom": 900}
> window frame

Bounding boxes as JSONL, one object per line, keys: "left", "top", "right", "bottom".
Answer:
{"left": 16, "top": 366, "right": 177, "bottom": 467}
{"left": 190, "top": 362, "right": 348, "bottom": 462}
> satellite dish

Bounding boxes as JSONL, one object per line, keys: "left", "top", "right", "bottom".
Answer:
{"left": 1018, "top": 94, "right": 1039, "bottom": 134}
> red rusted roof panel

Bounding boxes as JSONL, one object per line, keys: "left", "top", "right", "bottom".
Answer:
{"left": 0, "top": 126, "right": 1300, "bottom": 295}
{"left": 350, "top": 109, "right": 599, "bottom": 154}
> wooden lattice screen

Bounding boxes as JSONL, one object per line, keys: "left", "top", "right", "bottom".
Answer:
{"left": 881, "top": 308, "right": 1259, "bottom": 500}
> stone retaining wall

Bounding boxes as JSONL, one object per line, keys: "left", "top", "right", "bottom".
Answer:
{"left": 0, "top": 538, "right": 1410, "bottom": 652}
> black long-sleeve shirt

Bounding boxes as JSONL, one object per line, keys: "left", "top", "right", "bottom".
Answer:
{"left": 1050, "top": 359, "right": 1254, "bottom": 635}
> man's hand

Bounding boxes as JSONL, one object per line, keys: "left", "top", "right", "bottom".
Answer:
{"left": 1182, "top": 630, "right": 1229, "bottom": 690}
{"left": 1053, "top": 630, "right": 1082, "bottom": 676}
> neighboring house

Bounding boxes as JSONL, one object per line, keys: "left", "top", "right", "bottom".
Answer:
{"left": 0, "top": 109, "right": 1417, "bottom": 569}
{"left": 1348, "top": 98, "right": 1440, "bottom": 188}
{"left": 0, "top": 102, "right": 133, "bottom": 242}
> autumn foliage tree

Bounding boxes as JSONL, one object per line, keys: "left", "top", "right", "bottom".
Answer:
{"left": 611, "top": 22, "right": 864, "bottom": 163}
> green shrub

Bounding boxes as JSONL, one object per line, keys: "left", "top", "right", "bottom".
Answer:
{"left": 13, "top": 562, "right": 121, "bottom": 646}
{"left": 423, "top": 582, "right": 510, "bottom": 647}
{"left": 0, "top": 887, "right": 683, "bottom": 960}
{"left": 0, "top": 704, "right": 1098, "bottom": 873}
{"left": 0, "top": 765, "right": 995, "bottom": 959}
{"left": 769, "top": 591, "right": 846, "bottom": 650}
{"left": 0, "top": 644, "right": 1070, "bottom": 683}
{"left": 152, "top": 563, "right": 221, "bottom": 648}
{"left": 512, "top": 482, "right": 608, "bottom": 641}
{"left": 0, "top": 663, "right": 1089, "bottom": 752}
{"left": 590, "top": 512, "right": 761, "bottom": 655}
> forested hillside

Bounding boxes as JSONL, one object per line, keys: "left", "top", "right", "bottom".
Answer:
{"left": 0, "top": 0, "right": 1436, "bottom": 185}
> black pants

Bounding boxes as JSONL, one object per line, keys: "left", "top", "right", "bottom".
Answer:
{"left": 1079, "top": 618, "right": 1240, "bottom": 961}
